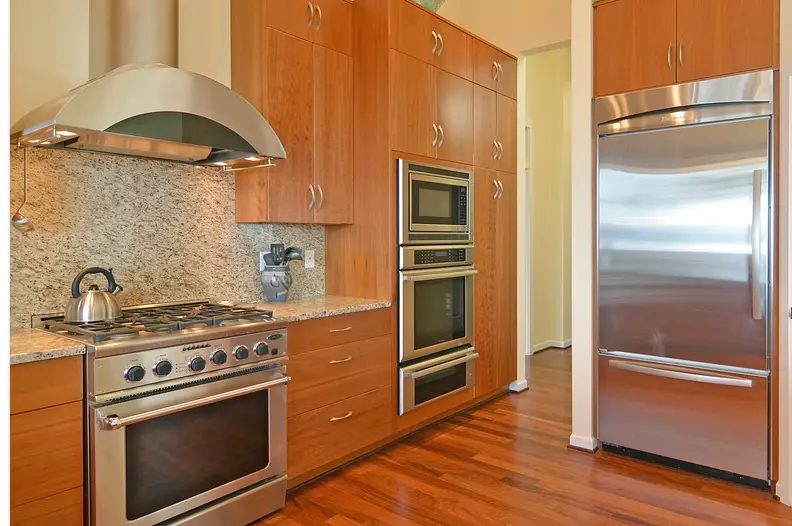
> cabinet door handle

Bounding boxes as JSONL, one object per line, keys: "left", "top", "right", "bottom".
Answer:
{"left": 329, "top": 326, "right": 352, "bottom": 333}
{"left": 316, "top": 184, "right": 324, "bottom": 210}
{"left": 493, "top": 180, "right": 499, "bottom": 199}
{"left": 496, "top": 63, "right": 503, "bottom": 81}
{"left": 497, "top": 180, "right": 504, "bottom": 199}
{"left": 431, "top": 31, "right": 438, "bottom": 54}
{"left": 437, "top": 125, "right": 445, "bottom": 148}
{"left": 329, "top": 355, "right": 353, "bottom": 364}
{"left": 432, "top": 123, "right": 439, "bottom": 147}
{"left": 678, "top": 40, "right": 684, "bottom": 67}
{"left": 315, "top": 5, "right": 323, "bottom": 29}
{"left": 492, "top": 61, "right": 499, "bottom": 80}
{"left": 307, "top": 2, "right": 314, "bottom": 27}
{"left": 437, "top": 33, "right": 444, "bottom": 57}
{"left": 330, "top": 411, "right": 354, "bottom": 422}
{"left": 667, "top": 43, "right": 673, "bottom": 69}
{"left": 308, "top": 184, "right": 315, "bottom": 209}
{"left": 492, "top": 140, "right": 499, "bottom": 160}
{"left": 496, "top": 141, "right": 504, "bottom": 160}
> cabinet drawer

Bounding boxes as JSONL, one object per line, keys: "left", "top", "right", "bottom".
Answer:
{"left": 11, "top": 356, "right": 82, "bottom": 415}
{"left": 288, "top": 386, "right": 392, "bottom": 479}
{"left": 288, "top": 335, "right": 392, "bottom": 416}
{"left": 10, "top": 487, "right": 83, "bottom": 526}
{"left": 10, "top": 402, "right": 83, "bottom": 507}
{"left": 288, "top": 308, "right": 392, "bottom": 354}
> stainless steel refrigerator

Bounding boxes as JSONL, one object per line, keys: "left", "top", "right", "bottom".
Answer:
{"left": 595, "top": 70, "right": 774, "bottom": 485}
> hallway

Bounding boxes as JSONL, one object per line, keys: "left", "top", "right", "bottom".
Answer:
{"left": 259, "top": 350, "right": 792, "bottom": 525}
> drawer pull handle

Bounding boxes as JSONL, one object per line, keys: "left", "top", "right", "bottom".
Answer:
{"left": 329, "top": 326, "right": 352, "bottom": 333}
{"left": 330, "top": 411, "right": 354, "bottom": 422}
{"left": 329, "top": 355, "right": 353, "bottom": 364}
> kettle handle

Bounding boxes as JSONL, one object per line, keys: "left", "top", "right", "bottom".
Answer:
{"left": 71, "top": 267, "right": 123, "bottom": 298}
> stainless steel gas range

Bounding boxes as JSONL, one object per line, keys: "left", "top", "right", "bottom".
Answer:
{"left": 37, "top": 301, "right": 289, "bottom": 526}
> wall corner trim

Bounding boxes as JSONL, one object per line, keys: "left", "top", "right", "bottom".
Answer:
{"left": 569, "top": 434, "right": 598, "bottom": 452}
{"left": 509, "top": 379, "right": 529, "bottom": 393}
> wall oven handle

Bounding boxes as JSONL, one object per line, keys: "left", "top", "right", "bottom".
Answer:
{"left": 407, "top": 352, "right": 479, "bottom": 380}
{"left": 97, "top": 375, "right": 291, "bottom": 430}
{"left": 609, "top": 360, "right": 753, "bottom": 388}
{"left": 402, "top": 269, "right": 478, "bottom": 282}
{"left": 751, "top": 169, "right": 763, "bottom": 320}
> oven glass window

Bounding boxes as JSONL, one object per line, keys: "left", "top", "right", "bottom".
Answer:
{"left": 414, "top": 361, "right": 468, "bottom": 406}
{"left": 125, "top": 390, "right": 270, "bottom": 521}
{"left": 411, "top": 177, "right": 466, "bottom": 226}
{"left": 414, "top": 276, "right": 466, "bottom": 349}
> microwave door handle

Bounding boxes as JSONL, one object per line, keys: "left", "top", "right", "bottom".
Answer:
{"left": 402, "top": 269, "right": 478, "bottom": 282}
{"left": 97, "top": 375, "right": 290, "bottom": 430}
{"left": 408, "top": 352, "right": 479, "bottom": 379}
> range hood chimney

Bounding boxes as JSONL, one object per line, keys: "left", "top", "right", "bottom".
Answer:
{"left": 10, "top": 0, "right": 285, "bottom": 171}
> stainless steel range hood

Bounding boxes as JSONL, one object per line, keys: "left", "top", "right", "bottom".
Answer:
{"left": 10, "top": 1, "right": 285, "bottom": 171}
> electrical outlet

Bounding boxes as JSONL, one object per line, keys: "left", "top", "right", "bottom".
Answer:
{"left": 259, "top": 251, "right": 267, "bottom": 272}
{"left": 305, "top": 250, "right": 315, "bottom": 269}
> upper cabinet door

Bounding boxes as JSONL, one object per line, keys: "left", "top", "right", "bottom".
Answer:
{"left": 431, "top": 19, "right": 472, "bottom": 80}
{"left": 436, "top": 70, "right": 473, "bottom": 165}
{"left": 473, "top": 85, "right": 498, "bottom": 170}
{"left": 311, "top": 0, "right": 353, "bottom": 55}
{"left": 472, "top": 39, "right": 500, "bottom": 92}
{"left": 390, "top": 50, "right": 438, "bottom": 159}
{"left": 496, "top": 94, "right": 517, "bottom": 173}
{"left": 496, "top": 55, "right": 517, "bottom": 99}
{"left": 314, "top": 46, "right": 353, "bottom": 225}
{"left": 265, "top": 29, "right": 316, "bottom": 224}
{"left": 266, "top": 0, "right": 315, "bottom": 42}
{"left": 594, "top": 0, "right": 677, "bottom": 97}
{"left": 676, "top": 0, "right": 775, "bottom": 83}
{"left": 390, "top": 0, "right": 436, "bottom": 65}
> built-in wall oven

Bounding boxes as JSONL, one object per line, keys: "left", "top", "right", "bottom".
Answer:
{"left": 397, "top": 159, "right": 478, "bottom": 414}
{"left": 399, "top": 159, "right": 473, "bottom": 245}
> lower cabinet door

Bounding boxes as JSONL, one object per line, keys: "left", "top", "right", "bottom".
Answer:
{"left": 287, "top": 387, "right": 392, "bottom": 481}
{"left": 496, "top": 170, "right": 517, "bottom": 387}
{"left": 474, "top": 168, "right": 499, "bottom": 396}
{"left": 10, "top": 487, "right": 83, "bottom": 526}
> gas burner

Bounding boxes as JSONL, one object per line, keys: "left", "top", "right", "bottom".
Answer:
{"left": 39, "top": 301, "right": 274, "bottom": 343}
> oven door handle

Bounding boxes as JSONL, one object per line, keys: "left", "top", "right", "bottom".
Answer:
{"left": 406, "top": 352, "right": 479, "bottom": 380}
{"left": 402, "top": 269, "right": 478, "bottom": 282}
{"left": 97, "top": 375, "right": 290, "bottom": 430}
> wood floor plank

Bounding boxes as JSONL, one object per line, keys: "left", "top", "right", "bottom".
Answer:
{"left": 258, "top": 349, "right": 792, "bottom": 525}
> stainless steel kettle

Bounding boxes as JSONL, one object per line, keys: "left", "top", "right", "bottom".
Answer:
{"left": 65, "top": 267, "right": 124, "bottom": 323}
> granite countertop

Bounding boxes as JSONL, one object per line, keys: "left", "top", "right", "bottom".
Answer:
{"left": 10, "top": 328, "right": 86, "bottom": 366}
{"left": 248, "top": 295, "right": 392, "bottom": 323}
{"left": 10, "top": 296, "right": 390, "bottom": 365}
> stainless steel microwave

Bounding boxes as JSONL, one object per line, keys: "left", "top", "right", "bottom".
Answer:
{"left": 398, "top": 159, "right": 473, "bottom": 245}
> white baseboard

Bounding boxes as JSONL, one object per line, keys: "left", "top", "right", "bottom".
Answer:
{"left": 532, "top": 339, "right": 573, "bottom": 353}
{"left": 509, "top": 379, "right": 529, "bottom": 392}
{"left": 777, "top": 480, "right": 791, "bottom": 507}
{"left": 568, "top": 434, "right": 598, "bottom": 451}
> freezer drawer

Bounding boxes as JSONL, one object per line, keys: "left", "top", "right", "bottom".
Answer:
{"left": 598, "top": 354, "right": 768, "bottom": 481}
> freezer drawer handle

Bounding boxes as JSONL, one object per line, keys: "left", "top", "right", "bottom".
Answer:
{"left": 609, "top": 361, "right": 754, "bottom": 388}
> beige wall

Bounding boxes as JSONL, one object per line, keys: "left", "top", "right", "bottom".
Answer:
{"left": 438, "top": 0, "right": 570, "bottom": 54}
{"left": 11, "top": 0, "right": 231, "bottom": 125}
{"left": 525, "top": 45, "right": 572, "bottom": 351}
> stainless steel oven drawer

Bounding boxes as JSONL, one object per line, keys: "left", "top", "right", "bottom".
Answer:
{"left": 399, "top": 348, "right": 477, "bottom": 415}
{"left": 598, "top": 354, "right": 768, "bottom": 481}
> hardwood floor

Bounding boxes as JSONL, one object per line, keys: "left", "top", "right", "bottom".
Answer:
{"left": 258, "top": 349, "right": 792, "bottom": 525}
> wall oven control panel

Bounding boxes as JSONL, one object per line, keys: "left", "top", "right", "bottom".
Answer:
{"left": 400, "top": 245, "right": 474, "bottom": 270}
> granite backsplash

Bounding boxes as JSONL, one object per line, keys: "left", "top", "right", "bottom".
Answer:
{"left": 9, "top": 148, "right": 325, "bottom": 328}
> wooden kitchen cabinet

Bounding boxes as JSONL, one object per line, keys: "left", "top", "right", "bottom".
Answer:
{"left": 473, "top": 39, "right": 517, "bottom": 100}
{"left": 473, "top": 85, "right": 516, "bottom": 172}
{"left": 594, "top": 0, "right": 677, "bottom": 97}
{"left": 436, "top": 69, "right": 473, "bottom": 164}
{"left": 474, "top": 168, "right": 517, "bottom": 396}
{"left": 267, "top": 0, "right": 352, "bottom": 56}
{"left": 389, "top": 0, "right": 472, "bottom": 80}
{"left": 10, "top": 356, "right": 84, "bottom": 526}
{"left": 594, "top": 0, "right": 778, "bottom": 96}
{"left": 676, "top": 0, "right": 776, "bottom": 83}
{"left": 235, "top": 28, "right": 353, "bottom": 224}
{"left": 288, "top": 308, "right": 392, "bottom": 355}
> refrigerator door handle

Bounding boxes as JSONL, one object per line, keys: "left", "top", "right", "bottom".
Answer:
{"left": 751, "top": 169, "right": 763, "bottom": 321}
{"left": 609, "top": 360, "right": 754, "bottom": 388}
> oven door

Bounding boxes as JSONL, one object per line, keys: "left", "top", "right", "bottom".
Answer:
{"left": 399, "top": 266, "right": 476, "bottom": 362}
{"left": 399, "top": 347, "right": 478, "bottom": 414}
{"left": 90, "top": 365, "right": 288, "bottom": 526}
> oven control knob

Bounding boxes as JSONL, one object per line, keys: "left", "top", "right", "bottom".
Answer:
{"left": 234, "top": 345, "right": 250, "bottom": 360}
{"left": 153, "top": 360, "right": 173, "bottom": 377}
{"left": 211, "top": 349, "right": 228, "bottom": 365}
{"left": 125, "top": 365, "right": 145, "bottom": 382}
{"left": 254, "top": 342, "right": 269, "bottom": 356}
{"left": 188, "top": 356, "right": 206, "bottom": 372}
